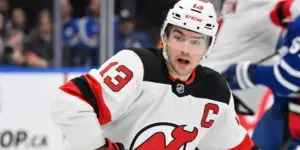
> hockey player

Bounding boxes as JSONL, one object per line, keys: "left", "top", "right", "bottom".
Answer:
{"left": 202, "top": 0, "right": 300, "bottom": 72}
{"left": 50, "top": 0, "right": 259, "bottom": 150}
{"left": 223, "top": 15, "right": 300, "bottom": 150}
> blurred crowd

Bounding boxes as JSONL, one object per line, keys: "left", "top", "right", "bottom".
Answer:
{"left": 0, "top": 0, "right": 222, "bottom": 68}
{"left": 0, "top": 0, "right": 150, "bottom": 68}
{"left": 0, "top": 0, "right": 64, "bottom": 68}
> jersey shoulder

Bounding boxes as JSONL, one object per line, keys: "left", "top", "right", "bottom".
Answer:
{"left": 192, "top": 66, "right": 231, "bottom": 105}
{"left": 285, "top": 16, "right": 300, "bottom": 46}
{"left": 125, "top": 47, "right": 170, "bottom": 84}
{"left": 103, "top": 49, "right": 145, "bottom": 76}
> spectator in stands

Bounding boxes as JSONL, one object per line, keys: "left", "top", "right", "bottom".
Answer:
{"left": 77, "top": 0, "right": 115, "bottom": 66}
{"left": 6, "top": 8, "right": 26, "bottom": 36}
{"left": 4, "top": 8, "right": 27, "bottom": 66}
{"left": 80, "top": 0, "right": 100, "bottom": 51}
{"left": 87, "top": 0, "right": 100, "bottom": 22}
{"left": 24, "top": 10, "right": 72, "bottom": 68}
{"left": 115, "top": 9, "right": 152, "bottom": 53}
{"left": 61, "top": 0, "right": 80, "bottom": 50}
{"left": 0, "top": 0, "right": 8, "bottom": 15}
{"left": 24, "top": 10, "right": 52, "bottom": 68}
{"left": 0, "top": 0, "right": 8, "bottom": 35}
{"left": 61, "top": 0, "right": 86, "bottom": 67}
{"left": 124, "top": 0, "right": 172, "bottom": 45}
{"left": 72, "top": 0, "right": 101, "bottom": 67}
{"left": 0, "top": 13, "right": 25, "bottom": 65}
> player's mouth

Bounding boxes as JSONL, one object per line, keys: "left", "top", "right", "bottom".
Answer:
{"left": 177, "top": 58, "right": 190, "bottom": 67}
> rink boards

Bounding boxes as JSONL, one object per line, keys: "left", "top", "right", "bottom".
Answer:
{"left": 0, "top": 68, "right": 273, "bottom": 150}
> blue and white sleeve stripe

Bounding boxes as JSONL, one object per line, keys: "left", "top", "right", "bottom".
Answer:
{"left": 252, "top": 51, "right": 300, "bottom": 96}
{"left": 253, "top": 65, "right": 293, "bottom": 96}
{"left": 274, "top": 59, "right": 300, "bottom": 92}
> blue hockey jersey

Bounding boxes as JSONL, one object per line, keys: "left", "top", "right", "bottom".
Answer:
{"left": 77, "top": 16, "right": 119, "bottom": 51}
{"left": 77, "top": 16, "right": 100, "bottom": 51}
{"left": 252, "top": 16, "right": 300, "bottom": 97}
{"left": 62, "top": 17, "right": 80, "bottom": 49}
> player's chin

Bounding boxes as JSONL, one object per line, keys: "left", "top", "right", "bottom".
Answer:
{"left": 174, "top": 66, "right": 193, "bottom": 76}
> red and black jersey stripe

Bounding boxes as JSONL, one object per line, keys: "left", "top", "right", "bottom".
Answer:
{"left": 59, "top": 74, "right": 112, "bottom": 125}
{"left": 270, "top": 0, "right": 294, "bottom": 28}
{"left": 229, "top": 134, "right": 256, "bottom": 150}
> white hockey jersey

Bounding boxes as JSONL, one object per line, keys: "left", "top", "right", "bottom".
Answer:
{"left": 202, "top": 0, "right": 283, "bottom": 72}
{"left": 50, "top": 48, "right": 255, "bottom": 150}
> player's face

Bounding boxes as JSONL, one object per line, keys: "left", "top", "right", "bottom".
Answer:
{"left": 166, "top": 26, "right": 209, "bottom": 77}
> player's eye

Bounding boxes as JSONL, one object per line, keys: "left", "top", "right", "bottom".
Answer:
{"left": 190, "top": 40, "right": 201, "bottom": 46}
{"left": 174, "top": 35, "right": 185, "bottom": 42}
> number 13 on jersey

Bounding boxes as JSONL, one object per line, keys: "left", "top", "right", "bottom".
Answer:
{"left": 100, "top": 62, "right": 133, "bottom": 92}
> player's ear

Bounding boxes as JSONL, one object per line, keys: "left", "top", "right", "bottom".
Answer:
{"left": 162, "top": 34, "right": 169, "bottom": 46}
{"left": 163, "top": 35, "right": 168, "bottom": 43}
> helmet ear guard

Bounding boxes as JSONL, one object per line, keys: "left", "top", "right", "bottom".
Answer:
{"left": 160, "top": 0, "right": 219, "bottom": 61}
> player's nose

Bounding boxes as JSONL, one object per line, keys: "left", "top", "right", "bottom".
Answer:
{"left": 180, "top": 45, "right": 189, "bottom": 54}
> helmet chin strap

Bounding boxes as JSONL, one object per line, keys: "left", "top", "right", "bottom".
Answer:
{"left": 163, "top": 48, "right": 178, "bottom": 77}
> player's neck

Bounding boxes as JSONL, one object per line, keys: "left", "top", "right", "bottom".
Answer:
{"left": 170, "top": 71, "right": 191, "bottom": 81}
{"left": 167, "top": 64, "right": 191, "bottom": 81}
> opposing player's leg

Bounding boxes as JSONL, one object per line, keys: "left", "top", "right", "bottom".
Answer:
{"left": 252, "top": 99, "right": 289, "bottom": 150}
{"left": 286, "top": 97, "right": 300, "bottom": 150}
{"left": 286, "top": 139, "right": 300, "bottom": 150}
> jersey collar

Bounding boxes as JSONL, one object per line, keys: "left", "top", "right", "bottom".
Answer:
{"left": 169, "top": 70, "right": 196, "bottom": 85}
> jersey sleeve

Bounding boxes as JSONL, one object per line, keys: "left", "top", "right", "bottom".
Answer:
{"left": 50, "top": 49, "right": 144, "bottom": 149}
{"left": 199, "top": 94, "right": 257, "bottom": 150}
{"left": 270, "top": 0, "right": 300, "bottom": 28}
{"left": 252, "top": 17, "right": 300, "bottom": 96}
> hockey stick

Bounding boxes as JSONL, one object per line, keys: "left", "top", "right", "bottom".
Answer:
{"left": 233, "top": 94, "right": 255, "bottom": 115}
{"left": 256, "top": 51, "right": 280, "bottom": 64}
